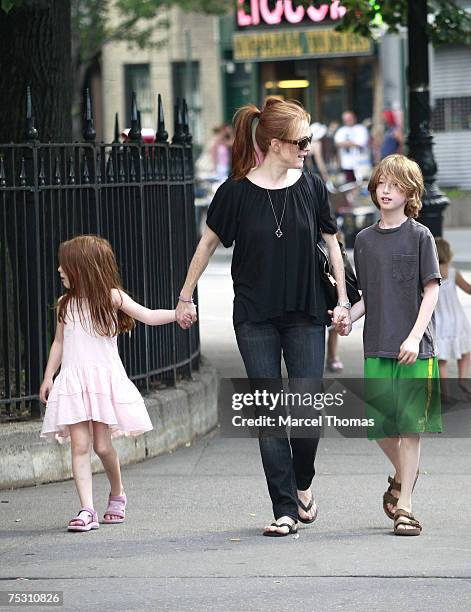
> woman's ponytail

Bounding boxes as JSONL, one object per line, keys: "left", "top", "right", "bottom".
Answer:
{"left": 231, "top": 104, "right": 261, "bottom": 180}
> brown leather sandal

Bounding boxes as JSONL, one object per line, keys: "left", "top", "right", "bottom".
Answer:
{"left": 382, "top": 471, "right": 419, "bottom": 520}
{"left": 383, "top": 476, "right": 401, "bottom": 520}
{"left": 394, "top": 509, "right": 422, "bottom": 536}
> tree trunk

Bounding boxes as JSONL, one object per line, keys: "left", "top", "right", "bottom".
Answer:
{"left": 0, "top": 0, "right": 72, "bottom": 143}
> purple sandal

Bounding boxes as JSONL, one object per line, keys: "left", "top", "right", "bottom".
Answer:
{"left": 68, "top": 507, "right": 99, "bottom": 532}
{"left": 103, "top": 493, "right": 127, "bottom": 524}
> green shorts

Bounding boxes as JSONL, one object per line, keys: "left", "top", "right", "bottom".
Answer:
{"left": 364, "top": 356, "right": 442, "bottom": 440}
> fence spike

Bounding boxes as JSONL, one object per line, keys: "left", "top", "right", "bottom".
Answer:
{"left": 182, "top": 99, "right": 192, "bottom": 144}
{"left": 113, "top": 112, "right": 120, "bottom": 144}
{"left": 24, "top": 85, "right": 39, "bottom": 142}
{"left": 156, "top": 94, "right": 168, "bottom": 142}
{"left": 19, "top": 158, "right": 27, "bottom": 186}
{"left": 128, "top": 91, "right": 141, "bottom": 142}
{"left": 38, "top": 156, "right": 46, "bottom": 185}
{"left": 106, "top": 153, "right": 115, "bottom": 182}
{"left": 118, "top": 149, "right": 126, "bottom": 182}
{"left": 146, "top": 152, "right": 153, "bottom": 181}
{"left": 0, "top": 157, "right": 6, "bottom": 187}
{"left": 96, "top": 149, "right": 102, "bottom": 184}
{"left": 54, "top": 155, "right": 61, "bottom": 184}
{"left": 82, "top": 88, "right": 96, "bottom": 142}
{"left": 172, "top": 97, "right": 185, "bottom": 144}
{"left": 82, "top": 154, "right": 90, "bottom": 184}
{"left": 67, "top": 156, "right": 75, "bottom": 184}
{"left": 130, "top": 154, "right": 137, "bottom": 182}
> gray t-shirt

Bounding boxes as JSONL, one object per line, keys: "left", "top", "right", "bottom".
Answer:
{"left": 354, "top": 218, "right": 441, "bottom": 359}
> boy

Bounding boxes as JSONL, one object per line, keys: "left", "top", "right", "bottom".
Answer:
{"left": 336, "top": 154, "right": 442, "bottom": 536}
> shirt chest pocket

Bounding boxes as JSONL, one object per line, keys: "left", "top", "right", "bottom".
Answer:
{"left": 392, "top": 254, "right": 417, "bottom": 282}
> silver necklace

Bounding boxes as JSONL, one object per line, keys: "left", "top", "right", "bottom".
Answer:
{"left": 266, "top": 186, "right": 288, "bottom": 238}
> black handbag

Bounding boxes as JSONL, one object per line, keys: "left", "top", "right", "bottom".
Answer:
{"left": 304, "top": 170, "right": 361, "bottom": 311}
{"left": 316, "top": 236, "right": 361, "bottom": 311}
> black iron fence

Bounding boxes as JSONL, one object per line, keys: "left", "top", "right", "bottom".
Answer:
{"left": 0, "top": 90, "right": 200, "bottom": 422}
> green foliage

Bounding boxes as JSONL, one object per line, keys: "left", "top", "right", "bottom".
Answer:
{"left": 307, "top": 0, "right": 471, "bottom": 45}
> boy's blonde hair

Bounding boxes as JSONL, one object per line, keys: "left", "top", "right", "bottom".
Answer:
{"left": 368, "top": 154, "right": 424, "bottom": 219}
{"left": 434, "top": 237, "right": 453, "bottom": 264}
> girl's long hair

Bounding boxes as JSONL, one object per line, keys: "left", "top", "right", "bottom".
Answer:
{"left": 57, "top": 235, "right": 135, "bottom": 336}
{"left": 231, "top": 97, "right": 310, "bottom": 180}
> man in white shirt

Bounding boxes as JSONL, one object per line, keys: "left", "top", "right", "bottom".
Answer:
{"left": 334, "top": 111, "right": 370, "bottom": 183}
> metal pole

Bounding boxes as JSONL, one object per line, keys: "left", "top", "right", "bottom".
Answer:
{"left": 407, "top": 0, "right": 449, "bottom": 237}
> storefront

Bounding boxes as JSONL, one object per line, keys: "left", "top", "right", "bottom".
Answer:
{"left": 222, "top": 1, "right": 377, "bottom": 125}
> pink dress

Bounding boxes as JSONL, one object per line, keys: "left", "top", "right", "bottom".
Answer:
{"left": 41, "top": 301, "right": 153, "bottom": 443}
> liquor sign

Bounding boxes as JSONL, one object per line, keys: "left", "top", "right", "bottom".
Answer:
{"left": 237, "top": 0, "right": 347, "bottom": 28}
{"left": 233, "top": 28, "right": 372, "bottom": 61}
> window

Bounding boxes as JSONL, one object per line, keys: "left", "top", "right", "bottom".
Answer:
{"left": 172, "top": 61, "right": 202, "bottom": 146}
{"left": 432, "top": 97, "right": 471, "bottom": 132}
{"left": 124, "top": 64, "right": 153, "bottom": 129}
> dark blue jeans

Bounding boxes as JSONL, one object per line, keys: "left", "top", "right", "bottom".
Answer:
{"left": 235, "top": 312, "right": 325, "bottom": 521}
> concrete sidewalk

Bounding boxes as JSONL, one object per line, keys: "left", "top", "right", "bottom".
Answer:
{"left": 1, "top": 228, "right": 470, "bottom": 611}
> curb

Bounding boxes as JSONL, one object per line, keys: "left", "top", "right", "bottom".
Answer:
{"left": 0, "top": 362, "right": 218, "bottom": 490}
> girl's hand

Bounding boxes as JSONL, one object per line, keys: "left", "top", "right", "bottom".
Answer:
{"left": 39, "top": 378, "right": 54, "bottom": 404}
{"left": 398, "top": 336, "right": 420, "bottom": 365}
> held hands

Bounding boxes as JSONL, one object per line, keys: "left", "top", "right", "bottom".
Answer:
{"left": 39, "top": 378, "right": 53, "bottom": 404}
{"left": 328, "top": 306, "right": 352, "bottom": 336}
{"left": 175, "top": 299, "right": 197, "bottom": 330}
{"left": 397, "top": 335, "right": 420, "bottom": 365}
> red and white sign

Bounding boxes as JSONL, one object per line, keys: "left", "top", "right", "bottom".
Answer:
{"left": 237, "top": 0, "right": 347, "bottom": 27}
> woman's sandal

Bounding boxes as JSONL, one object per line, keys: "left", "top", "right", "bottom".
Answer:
{"left": 103, "top": 493, "right": 127, "bottom": 524}
{"left": 297, "top": 495, "right": 318, "bottom": 525}
{"left": 382, "top": 471, "right": 419, "bottom": 520}
{"left": 67, "top": 507, "right": 99, "bottom": 532}
{"left": 263, "top": 521, "right": 298, "bottom": 537}
{"left": 394, "top": 509, "right": 422, "bottom": 536}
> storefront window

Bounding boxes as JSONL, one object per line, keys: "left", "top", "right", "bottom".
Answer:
{"left": 318, "top": 66, "right": 347, "bottom": 124}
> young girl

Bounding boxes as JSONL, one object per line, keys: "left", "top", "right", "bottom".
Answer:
{"left": 336, "top": 154, "right": 442, "bottom": 536}
{"left": 39, "top": 235, "right": 192, "bottom": 532}
{"left": 434, "top": 237, "right": 471, "bottom": 397}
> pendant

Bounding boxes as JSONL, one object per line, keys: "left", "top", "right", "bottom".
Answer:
{"left": 275, "top": 228, "right": 283, "bottom": 238}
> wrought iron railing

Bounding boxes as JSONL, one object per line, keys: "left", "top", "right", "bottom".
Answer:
{"left": 0, "top": 89, "right": 200, "bottom": 421}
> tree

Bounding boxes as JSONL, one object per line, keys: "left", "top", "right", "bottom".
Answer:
{"left": 0, "top": 0, "right": 232, "bottom": 143}
{"left": 0, "top": 0, "right": 72, "bottom": 143}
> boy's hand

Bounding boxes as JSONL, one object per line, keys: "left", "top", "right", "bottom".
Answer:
{"left": 398, "top": 336, "right": 420, "bottom": 365}
{"left": 39, "top": 378, "right": 54, "bottom": 404}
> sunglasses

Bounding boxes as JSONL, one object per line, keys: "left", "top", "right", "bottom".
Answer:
{"left": 279, "top": 134, "right": 313, "bottom": 150}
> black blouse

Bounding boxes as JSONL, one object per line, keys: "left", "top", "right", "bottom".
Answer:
{"left": 206, "top": 170, "right": 338, "bottom": 326}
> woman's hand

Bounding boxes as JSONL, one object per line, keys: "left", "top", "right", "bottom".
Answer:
{"left": 39, "top": 378, "right": 54, "bottom": 404}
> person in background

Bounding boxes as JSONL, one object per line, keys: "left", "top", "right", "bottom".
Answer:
{"left": 307, "top": 122, "right": 329, "bottom": 183}
{"left": 334, "top": 110, "right": 369, "bottom": 184}
{"left": 210, "top": 124, "right": 233, "bottom": 182}
{"left": 434, "top": 237, "right": 471, "bottom": 399}
{"left": 380, "top": 110, "right": 404, "bottom": 160}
